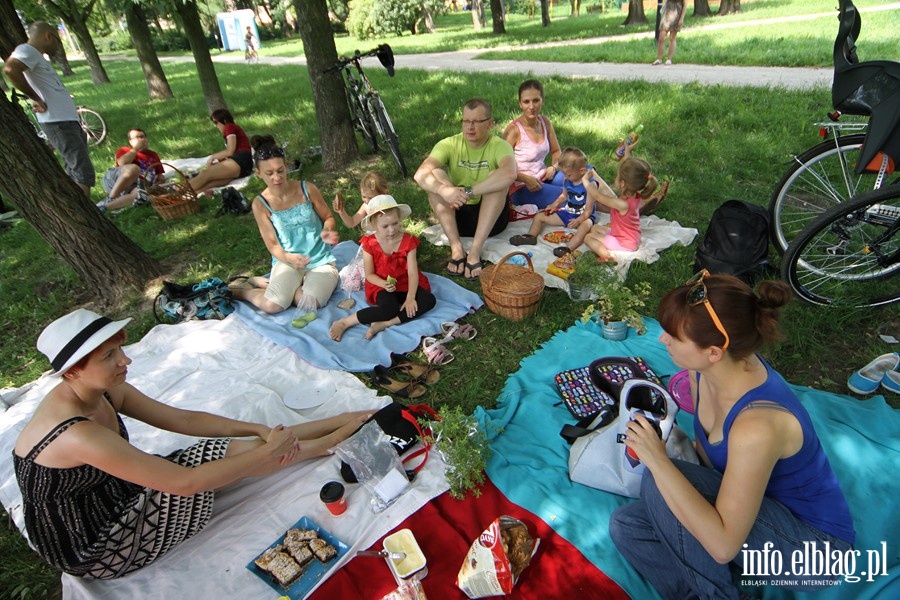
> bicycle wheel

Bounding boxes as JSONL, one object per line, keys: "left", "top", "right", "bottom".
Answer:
{"left": 350, "top": 93, "right": 378, "bottom": 153}
{"left": 781, "top": 185, "right": 900, "bottom": 308}
{"left": 369, "top": 95, "right": 408, "bottom": 177}
{"left": 769, "top": 134, "right": 899, "bottom": 254}
{"left": 76, "top": 107, "right": 107, "bottom": 146}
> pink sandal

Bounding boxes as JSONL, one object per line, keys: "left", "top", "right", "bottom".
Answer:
{"left": 422, "top": 336, "right": 454, "bottom": 365}
{"left": 440, "top": 321, "right": 477, "bottom": 342}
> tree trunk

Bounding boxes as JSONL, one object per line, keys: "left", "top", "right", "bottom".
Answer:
{"left": 294, "top": 0, "right": 358, "bottom": 172}
{"left": 623, "top": 0, "right": 648, "bottom": 25}
{"left": 0, "top": 0, "right": 26, "bottom": 60}
{"left": 173, "top": 0, "right": 228, "bottom": 114}
{"left": 471, "top": 0, "right": 486, "bottom": 30}
{"left": 541, "top": 0, "right": 550, "bottom": 27}
{"left": 420, "top": 4, "right": 436, "bottom": 33}
{"left": 693, "top": 0, "right": 713, "bottom": 17}
{"left": 570, "top": 0, "right": 579, "bottom": 17}
{"left": 718, "top": 0, "right": 741, "bottom": 16}
{"left": 0, "top": 93, "right": 163, "bottom": 302}
{"left": 490, "top": 0, "right": 506, "bottom": 33}
{"left": 44, "top": 0, "right": 110, "bottom": 84}
{"left": 125, "top": 2, "right": 174, "bottom": 100}
{"left": 50, "top": 45, "right": 76, "bottom": 77}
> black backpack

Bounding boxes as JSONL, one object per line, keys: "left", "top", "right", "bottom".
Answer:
{"left": 216, "top": 186, "right": 250, "bottom": 216}
{"left": 694, "top": 200, "right": 771, "bottom": 283}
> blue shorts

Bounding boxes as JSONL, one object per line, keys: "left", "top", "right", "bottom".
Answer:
{"left": 557, "top": 205, "right": 595, "bottom": 228}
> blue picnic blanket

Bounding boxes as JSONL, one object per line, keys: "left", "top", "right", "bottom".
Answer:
{"left": 476, "top": 317, "right": 899, "bottom": 599}
{"left": 232, "top": 241, "right": 483, "bottom": 372}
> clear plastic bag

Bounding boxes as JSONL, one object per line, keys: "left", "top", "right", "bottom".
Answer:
{"left": 332, "top": 421, "right": 410, "bottom": 512}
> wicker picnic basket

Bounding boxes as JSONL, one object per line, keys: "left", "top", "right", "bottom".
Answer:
{"left": 479, "top": 251, "right": 545, "bottom": 321}
{"left": 148, "top": 163, "right": 199, "bottom": 221}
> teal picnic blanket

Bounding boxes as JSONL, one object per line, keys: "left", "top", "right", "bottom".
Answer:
{"left": 475, "top": 317, "right": 899, "bottom": 599}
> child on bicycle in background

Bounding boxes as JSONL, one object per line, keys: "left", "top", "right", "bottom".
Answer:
{"left": 583, "top": 150, "right": 659, "bottom": 262}
{"left": 329, "top": 195, "right": 435, "bottom": 342}
{"left": 509, "top": 146, "right": 607, "bottom": 257}
{"left": 332, "top": 171, "right": 389, "bottom": 231}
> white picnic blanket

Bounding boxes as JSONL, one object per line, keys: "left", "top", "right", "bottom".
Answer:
{"left": 423, "top": 214, "right": 698, "bottom": 289}
{"left": 0, "top": 317, "right": 448, "bottom": 599}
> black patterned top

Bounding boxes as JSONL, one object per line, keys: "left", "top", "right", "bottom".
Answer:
{"left": 13, "top": 404, "right": 143, "bottom": 576}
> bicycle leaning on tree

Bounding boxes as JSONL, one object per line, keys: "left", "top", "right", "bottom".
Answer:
{"left": 777, "top": 0, "right": 900, "bottom": 308}
{"left": 324, "top": 44, "right": 408, "bottom": 177}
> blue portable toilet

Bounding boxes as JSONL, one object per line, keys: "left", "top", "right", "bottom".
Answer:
{"left": 216, "top": 9, "right": 259, "bottom": 52}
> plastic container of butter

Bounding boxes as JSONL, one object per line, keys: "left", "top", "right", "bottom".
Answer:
{"left": 383, "top": 528, "right": 427, "bottom": 585}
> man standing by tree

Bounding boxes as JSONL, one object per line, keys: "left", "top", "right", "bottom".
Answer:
{"left": 4, "top": 21, "right": 94, "bottom": 198}
{"left": 414, "top": 98, "right": 516, "bottom": 280}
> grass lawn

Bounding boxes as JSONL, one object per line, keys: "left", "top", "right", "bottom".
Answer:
{"left": 1, "top": 1, "right": 898, "bottom": 596}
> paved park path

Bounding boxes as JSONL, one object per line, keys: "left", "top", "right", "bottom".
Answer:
{"left": 186, "top": 3, "right": 900, "bottom": 90}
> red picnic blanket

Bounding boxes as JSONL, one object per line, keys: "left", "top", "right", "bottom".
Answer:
{"left": 312, "top": 477, "right": 627, "bottom": 599}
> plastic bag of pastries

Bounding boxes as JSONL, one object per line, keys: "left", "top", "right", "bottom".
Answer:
{"left": 456, "top": 516, "right": 539, "bottom": 598}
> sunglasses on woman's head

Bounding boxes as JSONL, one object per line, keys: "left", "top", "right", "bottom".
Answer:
{"left": 254, "top": 147, "right": 286, "bottom": 161}
{"left": 684, "top": 269, "right": 730, "bottom": 351}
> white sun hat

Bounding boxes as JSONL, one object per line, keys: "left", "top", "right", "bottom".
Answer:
{"left": 361, "top": 194, "right": 411, "bottom": 230}
{"left": 37, "top": 309, "right": 132, "bottom": 376}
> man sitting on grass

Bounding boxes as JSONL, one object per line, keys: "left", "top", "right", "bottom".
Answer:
{"left": 414, "top": 98, "right": 516, "bottom": 279}
{"left": 96, "top": 128, "right": 165, "bottom": 213}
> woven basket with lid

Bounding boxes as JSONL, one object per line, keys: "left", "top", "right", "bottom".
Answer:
{"left": 479, "top": 251, "right": 545, "bottom": 321}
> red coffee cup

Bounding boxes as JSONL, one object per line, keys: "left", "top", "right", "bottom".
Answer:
{"left": 320, "top": 481, "right": 347, "bottom": 516}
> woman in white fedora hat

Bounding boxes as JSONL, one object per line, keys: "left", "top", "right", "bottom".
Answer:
{"left": 13, "top": 308, "right": 370, "bottom": 579}
{"left": 329, "top": 194, "right": 436, "bottom": 343}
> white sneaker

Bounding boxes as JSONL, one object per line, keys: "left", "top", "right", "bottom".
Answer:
{"left": 665, "top": 59, "right": 672, "bottom": 65}
{"left": 96, "top": 198, "right": 111, "bottom": 213}
{"left": 651, "top": 59, "right": 662, "bottom": 66}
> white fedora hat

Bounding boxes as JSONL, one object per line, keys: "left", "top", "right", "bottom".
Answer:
{"left": 37, "top": 309, "right": 132, "bottom": 376}
{"left": 361, "top": 194, "right": 411, "bottom": 230}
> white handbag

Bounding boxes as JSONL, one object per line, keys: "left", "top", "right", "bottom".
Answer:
{"left": 568, "top": 379, "right": 698, "bottom": 497}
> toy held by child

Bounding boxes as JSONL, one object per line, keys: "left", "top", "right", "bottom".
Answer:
{"left": 509, "top": 146, "right": 611, "bottom": 257}
{"left": 329, "top": 195, "right": 436, "bottom": 341}
{"left": 332, "top": 171, "right": 389, "bottom": 231}
{"left": 583, "top": 151, "right": 659, "bottom": 262}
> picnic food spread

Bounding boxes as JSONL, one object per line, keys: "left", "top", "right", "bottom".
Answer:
{"left": 542, "top": 230, "right": 574, "bottom": 244}
{"left": 254, "top": 527, "right": 338, "bottom": 588}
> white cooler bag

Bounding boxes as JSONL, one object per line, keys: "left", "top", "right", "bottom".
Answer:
{"left": 568, "top": 378, "right": 697, "bottom": 497}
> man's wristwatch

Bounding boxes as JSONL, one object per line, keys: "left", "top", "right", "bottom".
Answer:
{"left": 464, "top": 186, "right": 474, "bottom": 199}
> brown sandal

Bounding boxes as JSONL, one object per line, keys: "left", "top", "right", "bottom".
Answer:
{"left": 393, "top": 362, "right": 440, "bottom": 385}
{"left": 371, "top": 369, "right": 427, "bottom": 399}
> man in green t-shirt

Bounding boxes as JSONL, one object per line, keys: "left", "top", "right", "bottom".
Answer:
{"left": 414, "top": 98, "right": 516, "bottom": 279}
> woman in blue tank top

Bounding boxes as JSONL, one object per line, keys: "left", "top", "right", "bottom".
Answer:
{"left": 610, "top": 273, "right": 855, "bottom": 598}
{"left": 231, "top": 135, "right": 339, "bottom": 315}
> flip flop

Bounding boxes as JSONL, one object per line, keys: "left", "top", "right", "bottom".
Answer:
{"left": 640, "top": 180, "right": 670, "bottom": 216}
{"left": 464, "top": 260, "right": 483, "bottom": 280}
{"left": 446, "top": 254, "right": 466, "bottom": 277}
{"left": 440, "top": 321, "right": 477, "bottom": 342}
{"left": 422, "top": 336, "right": 454, "bottom": 365}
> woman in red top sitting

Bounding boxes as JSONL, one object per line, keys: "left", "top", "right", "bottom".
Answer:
{"left": 188, "top": 108, "right": 253, "bottom": 192}
{"left": 329, "top": 195, "right": 435, "bottom": 342}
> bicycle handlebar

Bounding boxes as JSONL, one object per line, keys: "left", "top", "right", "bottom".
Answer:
{"left": 324, "top": 44, "right": 395, "bottom": 77}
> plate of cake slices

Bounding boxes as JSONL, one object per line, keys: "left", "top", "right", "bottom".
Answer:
{"left": 282, "top": 380, "right": 337, "bottom": 411}
{"left": 247, "top": 516, "right": 348, "bottom": 598}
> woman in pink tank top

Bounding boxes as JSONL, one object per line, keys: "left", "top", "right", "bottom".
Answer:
{"left": 503, "top": 79, "right": 564, "bottom": 209}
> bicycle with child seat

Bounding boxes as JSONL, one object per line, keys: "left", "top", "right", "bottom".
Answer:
{"left": 11, "top": 89, "right": 108, "bottom": 146}
{"left": 324, "top": 44, "right": 408, "bottom": 177}
{"left": 768, "top": 0, "right": 899, "bottom": 257}
{"left": 778, "top": 0, "right": 900, "bottom": 308}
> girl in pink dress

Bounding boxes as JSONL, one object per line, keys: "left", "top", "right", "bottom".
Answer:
{"left": 329, "top": 195, "right": 435, "bottom": 341}
{"left": 584, "top": 154, "right": 659, "bottom": 262}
